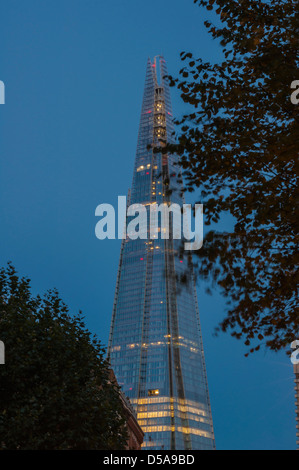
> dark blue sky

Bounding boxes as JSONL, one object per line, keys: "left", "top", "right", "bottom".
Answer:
{"left": 0, "top": 0, "right": 296, "bottom": 450}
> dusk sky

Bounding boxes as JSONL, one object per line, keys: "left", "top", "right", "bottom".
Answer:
{"left": 0, "top": 0, "right": 296, "bottom": 449}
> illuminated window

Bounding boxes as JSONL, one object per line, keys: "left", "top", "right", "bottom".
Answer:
{"left": 148, "top": 389, "right": 160, "bottom": 397}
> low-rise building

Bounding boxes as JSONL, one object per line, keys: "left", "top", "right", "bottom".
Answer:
{"left": 109, "top": 368, "right": 144, "bottom": 450}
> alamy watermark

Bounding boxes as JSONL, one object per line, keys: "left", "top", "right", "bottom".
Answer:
{"left": 0, "top": 80, "right": 5, "bottom": 104}
{"left": 291, "top": 340, "right": 299, "bottom": 366}
{"left": 95, "top": 196, "right": 203, "bottom": 251}
{"left": 0, "top": 341, "right": 4, "bottom": 364}
{"left": 290, "top": 80, "right": 299, "bottom": 105}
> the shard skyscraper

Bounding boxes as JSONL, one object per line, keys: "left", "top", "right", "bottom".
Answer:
{"left": 108, "top": 56, "right": 215, "bottom": 450}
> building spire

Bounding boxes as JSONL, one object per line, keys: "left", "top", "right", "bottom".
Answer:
{"left": 108, "top": 57, "right": 215, "bottom": 450}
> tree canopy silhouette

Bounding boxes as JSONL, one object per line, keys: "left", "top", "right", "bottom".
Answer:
{"left": 167, "top": 0, "right": 298, "bottom": 354}
{"left": 0, "top": 263, "right": 128, "bottom": 449}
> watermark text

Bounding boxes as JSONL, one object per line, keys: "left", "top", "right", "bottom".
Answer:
{"left": 0, "top": 80, "right": 5, "bottom": 104}
{"left": 291, "top": 340, "right": 299, "bottom": 365}
{"left": 0, "top": 341, "right": 5, "bottom": 364}
{"left": 290, "top": 80, "right": 299, "bottom": 105}
{"left": 95, "top": 196, "right": 203, "bottom": 251}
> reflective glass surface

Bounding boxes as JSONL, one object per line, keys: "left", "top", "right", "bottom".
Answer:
{"left": 108, "top": 57, "right": 215, "bottom": 450}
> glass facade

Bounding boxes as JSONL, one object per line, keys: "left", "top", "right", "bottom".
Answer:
{"left": 108, "top": 57, "right": 215, "bottom": 450}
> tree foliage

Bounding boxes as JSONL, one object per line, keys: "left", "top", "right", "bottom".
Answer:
{"left": 0, "top": 263, "right": 128, "bottom": 449}
{"left": 167, "top": 0, "right": 298, "bottom": 354}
